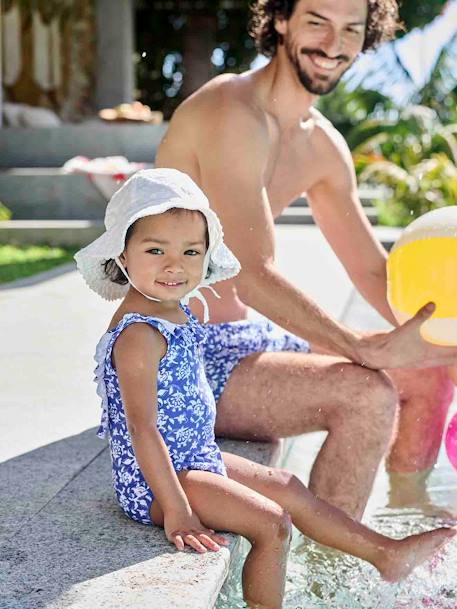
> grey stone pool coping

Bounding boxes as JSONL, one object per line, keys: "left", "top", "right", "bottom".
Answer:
{"left": 0, "top": 430, "right": 282, "bottom": 609}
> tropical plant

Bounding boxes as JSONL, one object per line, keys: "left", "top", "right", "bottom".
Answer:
{"left": 398, "top": 0, "right": 447, "bottom": 31}
{"left": 360, "top": 153, "right": 457, "bottom": 226}
{"left": 353, "top": 106, "right": 457, "bottom": 226}
{"left": 418, "top": 30, "right": 457, "bottom": 124}
{"left": 351, "top": 105, "right": 457, "bottom": 159}
{"left": 317, "top": 84, "right": 396, "bottom": 140}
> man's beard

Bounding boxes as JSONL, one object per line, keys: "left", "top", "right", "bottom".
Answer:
{"left": 285, "top": 41, "right": 354, "bottom": 95}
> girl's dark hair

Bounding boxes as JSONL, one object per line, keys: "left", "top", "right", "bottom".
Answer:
{"left": 249, "top": 0, "right": 401, "bottom": 58}
{"left": 102, "top": 222, "right": 136, "bottom": 286}
{"left": 102, "top": 208, "right": 209, "bottom": 286}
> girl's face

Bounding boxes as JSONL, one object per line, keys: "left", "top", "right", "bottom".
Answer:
{"left": 119, "top": 210, "right": 208, "bottom": 303}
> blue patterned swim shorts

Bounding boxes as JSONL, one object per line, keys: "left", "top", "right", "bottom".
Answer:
{"left": 202, "top": 319, "right": 310, "bottom": 402}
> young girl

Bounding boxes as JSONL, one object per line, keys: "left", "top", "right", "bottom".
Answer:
{"left": 75, "top": 168, "right": 455, "bottom": 609}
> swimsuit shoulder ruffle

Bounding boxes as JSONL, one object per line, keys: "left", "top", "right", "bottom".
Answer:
{"left": 92, "top": 311, "right": 206, "bottom": 438}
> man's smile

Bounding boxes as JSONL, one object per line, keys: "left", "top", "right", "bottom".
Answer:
{"left": 306, "top": 53, "right": 341, "bottom": 71}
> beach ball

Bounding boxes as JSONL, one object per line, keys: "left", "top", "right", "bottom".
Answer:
{"left": 445, "top": 413, "right": 457, "bottom": 471}
{"left": 387, "top": 207, "right": 457, "bottom": 346}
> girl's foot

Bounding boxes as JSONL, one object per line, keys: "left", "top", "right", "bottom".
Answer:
{"left": 378, "top": 527, "right": 456, "bottom": 583}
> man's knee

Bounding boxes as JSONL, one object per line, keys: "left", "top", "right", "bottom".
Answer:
{"left": 367, "top": 369, "right": 398, "bottom": 419}
{"left": 332, "top": 365, "right": 398, "bottom": 432}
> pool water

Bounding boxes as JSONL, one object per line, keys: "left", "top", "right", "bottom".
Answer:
{"left": 216, "top": 403, "right": 457, "bottom": 609}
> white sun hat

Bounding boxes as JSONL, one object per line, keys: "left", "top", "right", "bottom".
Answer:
{"left": 74, "top": 168, "right": 240, "bottom": 319}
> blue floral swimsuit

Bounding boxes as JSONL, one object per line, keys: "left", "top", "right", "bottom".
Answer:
{"left": 203, "top": 319, "right": 310, "bottom": 401}
{"left": 93, "top": 305, "right": 226, "bottom": 525}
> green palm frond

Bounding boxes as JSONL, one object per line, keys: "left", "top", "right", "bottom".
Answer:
{"left": 347, "top": 121, "right": 397, "bottom": 151}
{"left": 434, "top": 126, "right": 457, "bottom": 165}
{"left": 419, "top": 30, "right": 457, "bottom": 105}
{"left": 358, "top": 152, "right": 457, "bottom": 226}
{"left": 359, "top": 160, "right": 414, "bottom": 189}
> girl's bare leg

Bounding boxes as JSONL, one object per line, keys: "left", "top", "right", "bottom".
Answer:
{"left": 150, "top": 470, "right": 292, "bottom": 609}
{"left": 222, "top": 452, "right": 456, "bottom": 582}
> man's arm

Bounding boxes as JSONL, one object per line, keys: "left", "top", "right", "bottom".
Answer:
{"left": 306, "top": 123, "right": 398, "bottom": 327}
{"left": 164, "top": 98, "right": 457, "bottom": 369}
{"left": 196, "top": 101, "right": 362, "bottom": 361}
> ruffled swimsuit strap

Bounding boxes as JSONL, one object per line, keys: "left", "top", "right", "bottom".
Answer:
{"left": 179, "top": 303, "right": 207, "bottom": 343}
{"left": 93, "top": 313, "right": 178, "bottom": 439}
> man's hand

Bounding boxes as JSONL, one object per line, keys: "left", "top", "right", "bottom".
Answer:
{"left": 164, "top": 506, "right": 228, "bottom": 553}
{"left": 358, "top": 303, "right": 457, "bottom": 370}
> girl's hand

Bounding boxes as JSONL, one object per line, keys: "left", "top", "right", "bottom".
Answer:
{"left": 164, "top": 507, "right": 229, "bottom": 553}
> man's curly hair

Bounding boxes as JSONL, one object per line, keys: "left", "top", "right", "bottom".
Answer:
{"left": 249, "top": 0, "right": 401, "bottom": 57}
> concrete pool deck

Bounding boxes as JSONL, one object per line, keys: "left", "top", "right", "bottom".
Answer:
{"left": 0, "top": 225, "right": 407, "bottom": 608}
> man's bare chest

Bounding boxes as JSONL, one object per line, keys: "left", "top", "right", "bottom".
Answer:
{"left": 264, "top": 129, "right": 327, "bottom": 217}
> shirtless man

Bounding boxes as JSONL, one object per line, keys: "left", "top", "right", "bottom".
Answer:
{"left": 155, "top": 0, "right": 456, "bottom": 520}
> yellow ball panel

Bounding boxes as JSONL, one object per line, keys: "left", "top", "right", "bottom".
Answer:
{"left": 387, "top": 237, "right": 457, "bottom": 319}
{"left": 420, "top": 317, "right": 457, "bottom": 346}
{"left": 390, "top": 307, "right": 457, "bottom": 346}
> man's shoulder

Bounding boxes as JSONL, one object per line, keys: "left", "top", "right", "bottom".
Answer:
{"left": 310, "top": 107, "right": 346, "bottom": 146}
{"left": 309, "top": 106, "right": 353, "bottom": 166}
{"left": 159, "top": 73, "right": 269, "bottom": 172}
{"left": 176, "top": 72, "right": 265, "bottom": 128}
